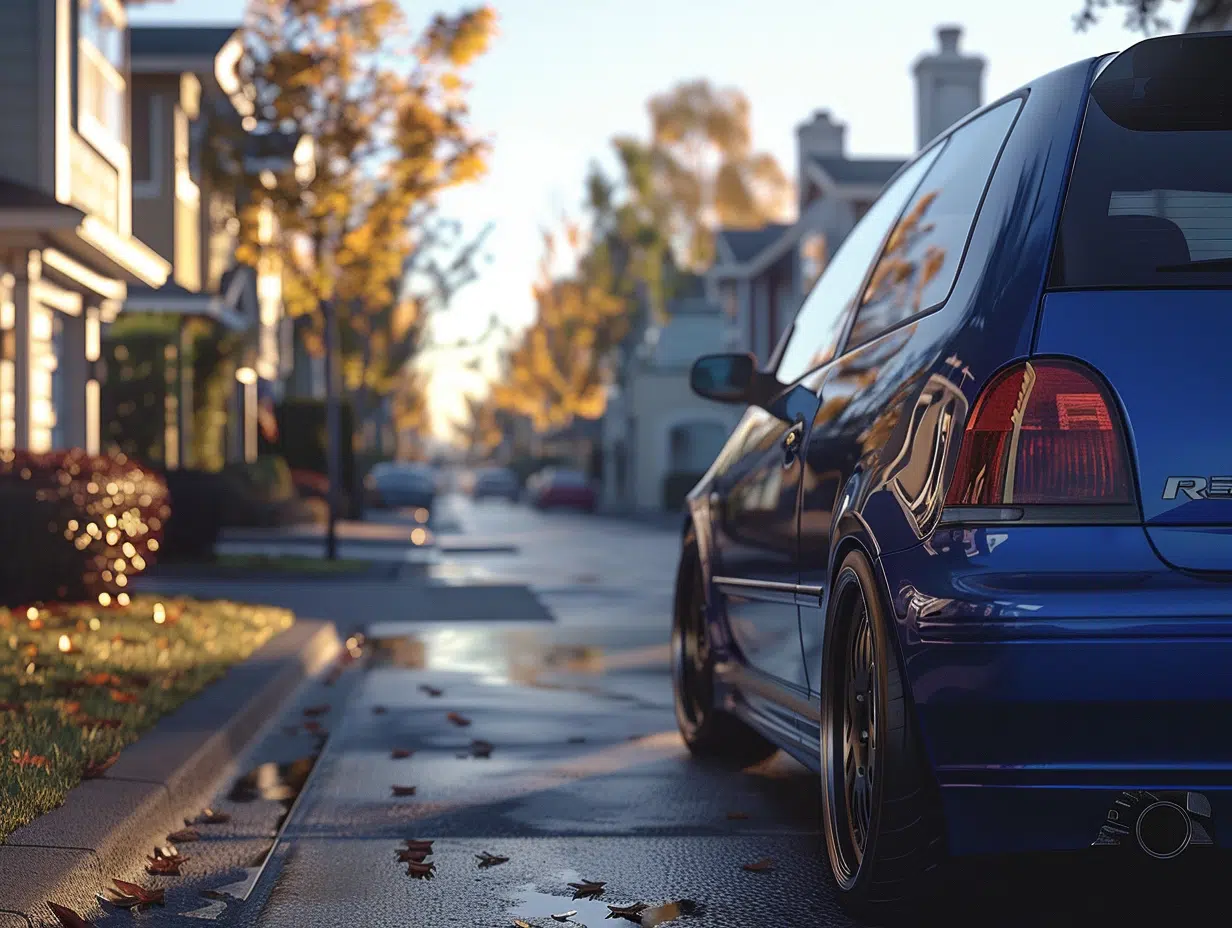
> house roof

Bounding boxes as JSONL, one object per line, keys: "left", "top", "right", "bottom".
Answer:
{"left": 811, "top": 155, "right": 905, "bottom": 188}
{"left": 716, "top": 225, "right": 791, "bottom": 264}
{"left": 131, "top": 26, "right": 239, "bottom": 60}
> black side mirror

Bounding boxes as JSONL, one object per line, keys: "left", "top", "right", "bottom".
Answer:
{"left": 690, "top": 353, "right": 756, "bottom": 404}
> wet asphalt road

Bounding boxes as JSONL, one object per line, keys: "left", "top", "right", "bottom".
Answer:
{"left": 112, "top": 498, "right": 1232, "bottom": 928}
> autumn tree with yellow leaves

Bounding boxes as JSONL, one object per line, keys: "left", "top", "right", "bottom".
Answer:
{"left": 206, "top": 0, "right": 498, "bottom": 438}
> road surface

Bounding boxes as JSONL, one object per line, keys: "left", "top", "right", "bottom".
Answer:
{"left": 117, "top": 497, "right": 1223, "bottom": 927}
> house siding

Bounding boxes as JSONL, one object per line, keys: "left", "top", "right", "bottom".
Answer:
{"left": 0, "top": 0, "right": 44, "bottom": 188}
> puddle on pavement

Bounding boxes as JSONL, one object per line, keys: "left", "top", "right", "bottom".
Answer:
{"left": 228, "top": 757, "right": 315, "bottom": 804}
{"left": 508, "top": 877, "right": 702, "bottom": 927}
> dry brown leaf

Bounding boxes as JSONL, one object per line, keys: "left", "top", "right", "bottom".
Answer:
{"left": 397, "top": 848, "right": 430, "bottom": 863}
{"left": 11, "top": 750, "right": 49, "bottom": 770}
{"left": 407, "top": 860, "right": 436, "bottom": 879}
{"left": 512, "top": 921, "right": 533, "bottom": 928}
{"left": 391, "top": 785, "right": 417, "bottom": 796}
{"left": 420, "top": 684, "right": 443, "bottom": 697}
{"left": 47, "top": 901, "right": 94, "bottom": 928}
{"left": 742, "top": 857, "right": 776, "bottom": 872}
{"left": 109, "top": 689, "right": 138, "bottom": 704}
{"left": 372, "top": 705, "right": 388, "bottom": 715}
{"left": 726, "top": 811, "right": 750, "bottom": 820}
{"left": 186, "top": 809, "right": 230, "bottom": 826}
{"left": 391, "top": 748, "right": 413, "bottom": 759}
{"left": 166, "top": 828, "right": 200, "bottom": 843}
{"left": 303, "top": 704, "right": 330, "bottom": 717}
{"left": 146, "top": 854, "right": 188, "bottom": 876}
{"left": 569, "top": 879, "right": 605, "bottom": 899}
{"left": 404, "top": 839, "right": 434, "bottom": 852}
{"left": 607, "top": 902, "right": 649, "bottom": 921}
{"left": 106, "top": 879, "right": 165, "bottom": 910}
{"left": 446, "top": 711, "right": 471, "bottom": 726}
{"left": 469, "top": 739, "right": 494, "bottom": 758}
{"left": 83, "top": 754, "right": 119, "bottom": 779}
{"left": 551, "top": 912, "right": 578, "bottom": 922}
{"left": 475, "top": 851, "right": 509, "bottom": 867}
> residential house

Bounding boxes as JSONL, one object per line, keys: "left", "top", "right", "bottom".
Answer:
{"left": 601, "top": 291, "right": 743, "bottom": 512}
{"left": 0, "top": 0, "right": 172, "bottom": 454}
{"left": 601, "top": 25, "right": 985, "bottom": 513}
{"left": 705, "top": 24, "right": 985, "bottom": 368}
{"left": 120, "top": 24, "right": 311, "bottom": 468}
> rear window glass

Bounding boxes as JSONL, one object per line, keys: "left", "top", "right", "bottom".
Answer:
{"left": 1051, "top": 35, "right": 1232, "bottom": 289}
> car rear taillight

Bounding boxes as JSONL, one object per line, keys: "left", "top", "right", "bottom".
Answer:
{"left": 945, "top": 359, "right": 1133, "bottom": 507}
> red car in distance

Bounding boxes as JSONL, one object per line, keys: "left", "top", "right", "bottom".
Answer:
{"left": 530, "top": 469, "right": 597, "bottom": 512}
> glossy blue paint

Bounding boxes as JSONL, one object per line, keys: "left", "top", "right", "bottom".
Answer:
{"left": 679, "top": 46, "right": 1232, "bottom": 861}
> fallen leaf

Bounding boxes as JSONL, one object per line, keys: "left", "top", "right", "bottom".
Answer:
{"left": 303, "top": 704, "right": 330, "bottom": 717}
{"left": 186, "top": 809, "right": 230, "bottom": 826}
{"left": 726, "top": 811, "right": 750, "bottom": 820}
{"left": 166, "top": 828, "right": 200, "bottom": 843}
{"left": 391, "top": 748, "right": 412, "bottom": 759}
{"left": 11, "top": 750, "right": 49, "bottom": 769}
{"left": 513, "top": 921, "right": 533, "bottom": 928}
{"left": 476, "top": 851, "right": 509, "bottom": 867}
{"left": 404, "top": 839, "right": 434, "bottom": 852}
{"left": 407, "top": 860, "right": 436, "bottom": 879}
{"left": 742, "top": 857, "right": 776, "bottom": 872}
{"left": 152, "top": 845, "right": 180, "bottom": 859}
{"left": 607, "top": 902, "right": 649, "bottom": 921}
{"left": 446, "top": 712, "right": 471, "bottom": 727}
{"left": 84, "top": 672, "right": 121, "bottom": 687}
{"left": 146, "top": 853, "right": 189, "bottom": 876}
{"left": 109, "top": 689, "right": 138, "bottom": 704}
{"left": 552, "top": 912, "right": 578, "bottom": 922}
{"left": 83, "top": 754, "right": 119, "bottom": 779}
{"left": 391, "top": 785, "right": 417, "bottom": 796}
{"left": 470, "top": 739, "right": 494, "bottom": 758}
{"left": 420, "top": 685, "right": 443, "bottom": 697}
{"left": 47, "top": 902, "right": 94, "bottom": 928}
{"left": 372, "top": 705, "right": 388, "bottom": 715}
{"left": 570, "top": 879, "right": 606, "bottom": 899}
{"left": 397, "top": 848, "right": 430, "bottom": 863}
{"left": 106, "top": 879, "right": 165, "bottom": 910}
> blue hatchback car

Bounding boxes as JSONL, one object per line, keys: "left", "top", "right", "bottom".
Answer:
{"left": 673, "top": 31, "right": 1232, "bottom": 917}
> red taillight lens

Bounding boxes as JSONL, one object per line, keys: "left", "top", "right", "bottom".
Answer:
{"left": 945, "top": 360, "right": 1132, "bottom": 506}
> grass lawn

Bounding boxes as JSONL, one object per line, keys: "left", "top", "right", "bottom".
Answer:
{"left": 214, "top": 554, "right": 373, "bottom": 574}
{"left": 0, "top": 595, "right": 293, "bottom": 842}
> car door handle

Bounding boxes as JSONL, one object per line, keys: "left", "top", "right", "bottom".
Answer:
{"left": 782, "top": 422, "right": 805, "bottom": 466}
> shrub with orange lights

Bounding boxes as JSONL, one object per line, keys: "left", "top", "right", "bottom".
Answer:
{"left": 0, "top": 449, "right": 170, "bottom": 607}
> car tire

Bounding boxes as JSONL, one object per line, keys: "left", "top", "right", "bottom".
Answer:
{"left": 821, "top": 549, "right": 946, "bottom": 919}
{"left": 672, "top": 541, "right": 778, "bottom": 769}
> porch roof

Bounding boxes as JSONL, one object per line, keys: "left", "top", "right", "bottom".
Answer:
{"left": 0, "top": 178, "right": 170, "bottom": 294}
{"left": 123, "top": 265, "right": 256, "bottom": 331}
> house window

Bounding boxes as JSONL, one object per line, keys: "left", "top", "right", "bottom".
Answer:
{"left": 78, "top": 0, "right": 128, "bottom": 150}
{"left": 131, "top": 89, "right": 152, "bottom": 182}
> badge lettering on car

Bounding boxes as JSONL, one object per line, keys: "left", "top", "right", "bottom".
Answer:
{"left": 1162, "top": 477, "right": 1232, "bottom": 500}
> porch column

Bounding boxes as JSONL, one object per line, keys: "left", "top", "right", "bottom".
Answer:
{"left": 11, "top": 251, "right": 36, "bottom": 450}
{"left": 84, "top": 306, "right": 100, "bottom": 454}
{"left": 178, "top": 318, "right": 193, "bottom": 468}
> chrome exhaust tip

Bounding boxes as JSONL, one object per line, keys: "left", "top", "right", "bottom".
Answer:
{"left": 1136, "top": 800, "right": 1192, "bottom": 859}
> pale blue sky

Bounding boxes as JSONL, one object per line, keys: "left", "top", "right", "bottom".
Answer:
{"left": 131, "top": 0, "right": 1171, "bottom": 433}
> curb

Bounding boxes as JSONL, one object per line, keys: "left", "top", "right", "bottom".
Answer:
{"left": 0, "top": 619, "right": 341, "bottom": 923}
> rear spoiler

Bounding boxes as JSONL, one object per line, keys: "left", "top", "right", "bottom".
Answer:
{"left": 1093, "top": 31, "right": 1232, "bottom": 131}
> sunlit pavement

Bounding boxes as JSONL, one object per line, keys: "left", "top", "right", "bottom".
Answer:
{"left": 120, "top": 497, "right": 1229, "bottom": 927}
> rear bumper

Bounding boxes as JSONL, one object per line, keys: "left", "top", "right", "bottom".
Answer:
{"left": 879, "top": 524, "right": 1232, "bottom": 854}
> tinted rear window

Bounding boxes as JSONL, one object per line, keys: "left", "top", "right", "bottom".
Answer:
{"left": 1051, "top": 34, "right": 1232, "bottom": 289}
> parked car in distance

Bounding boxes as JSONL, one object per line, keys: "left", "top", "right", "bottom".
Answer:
{"left": 671, "top": 33, "right": 1232, "bottom": 919}
{"left": 531, "top": 469, "right": 596, "bottom": 512}
{"left": 364, "top": 462, "right": 437, "bottom": 510}
{"left": 473, "top": 467, "right": 520, "bottom": 501}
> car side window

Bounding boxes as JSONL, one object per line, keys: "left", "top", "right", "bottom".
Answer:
{"left": 846, "top": 97, "right": 1023, "bottom": 351}
{"left": 774, "top": 145, "right": 943, "bottom": 386}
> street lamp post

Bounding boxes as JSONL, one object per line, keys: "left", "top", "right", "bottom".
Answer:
{"left": 322, "top": 298, "right": 341, "bottom": 561}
